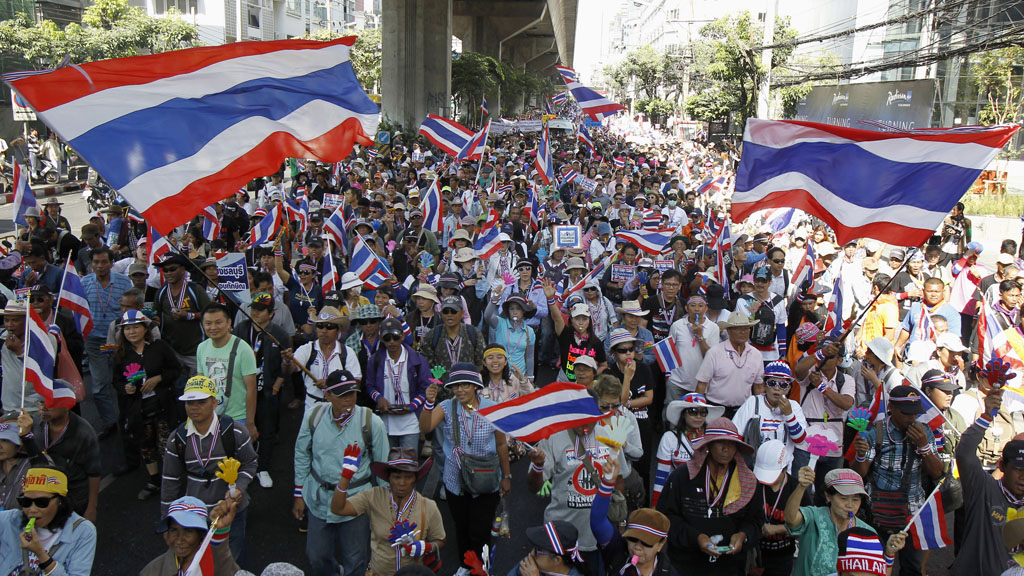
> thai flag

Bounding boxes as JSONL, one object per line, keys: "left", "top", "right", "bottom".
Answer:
{"left": 148, "top": 225, "right": 172, "bottom": 268}
{"left": 714, "top": 221, "right": 732, "bottom": 300}
{"left": 653, "top": 337, "right": 682, "bottom": 375}
{"left": 615, "top": 229, "right": 675, "bottom": 256}
{"left": 577, "top": 125, "right": 594, "bottom": 154}
{"left": 285, "top": 195, "right": 308, "bottom": 236}
{"left": 126, "top": 208, "right": 146, "bottom": 224}
{"left": 420, "top": 177, "right": 444, "bottom": 233}
{"left": 349, "top": 234, "right": 392, "bottom": 290}
{"left": 562, "top": 252, "right": 617, "bottom": 303}
{"left": 914, "top": 306, "right": 936, "bottom": 342}
{"left": 12, "top": 163, "right": 35, "bottom": 226}
{"left": 418, "top": 114, "right": 475, "bottom": 157}
{"left": 908, "top": 488, "right": 952, "bottom": 550}
{"left": 732, "top": 119, "right": 1020, "bottom": 246}
{"left": 555, "top": 65, "right": 624, "bottom": 121}
{"left": 57, "top": 260, "right": 94, "bottom": 338}
{"left": 321, "top": 246, "right": 338, "bottom": 296}
{"left": 552, "top": 92, "right": 567, "bottom": 106}
{"left": 767, "top": 208, "right": 796, "bottom": 233}
{"left": 916, "top": 386, "right": 947, "bottom": 432}
{"left": 456, "top": 121, "right": 490, "bottom": 161}
{"left": 680, "top": 160, "right": 691, "bottom": 181}
{"left": 474, "top": 209, "right": 502, "bottom": 259}
{"left": 480, "top": 96, "right": 488, "bottom": 115}
{"left": 612, "top": 157, "right": 625, "bottom": 169}
{"left": 839, "top": 533, "right": 887, "bottom": 574}
{"left": 248, "top": 203, "right": 284, "bottom": 247}
{"left": 560, "top": 169, "right": 579, "bottom": 186}
{"left": 25, "top": 307, "right": 76, "bottom": 409}
{"left": 791, "top": 242, "right": 815, "bottom": 292}
{"left": 324, "top": 203, "right": 351, "bottom": 248}
{"left": 642, "top": 211, "right": 662, "bottom": 231}
{"left": 201, "top": 205, "right": 221, "bottom": 242}
{"left": 697, "top": 176, "right": 725, "bottom": 195}
{"left": 497, "top": 184, "right": 514, "bottom": 195}
{"left": 461, "top": 188, "right": 476, "bottom": 215}
{"left": 822, "top": 272, "right": 844, "bottom": 338}
{"left": 525, "top": 184, "right": 540, "bottom": 231}
{"left": 331, "top": 161, "right": 342, "bottom": 186}
{"left": 475, "top": 382, "right": 606, "bottom": 443}
{"left": 365, "top": 148, "right": 379, "bottom": 160}
{"left": 535, "top": 125, "right": 554, "bottom": 185}
{"left": 8, "top": 38, "right": 380, "bottom": 236}
{"left": 543, "top": 97, "right": 552, "bottom": 115}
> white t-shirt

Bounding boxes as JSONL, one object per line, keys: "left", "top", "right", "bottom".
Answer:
{"left": 294, "top": 340, "right": 362, "bottom": 412}
{"left": 382, "top": 347, "right": 419, "bottom": 436}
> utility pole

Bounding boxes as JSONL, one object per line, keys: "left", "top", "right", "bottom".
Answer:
{"left": 757, "top": 0, "right": 777, "bottom": 119}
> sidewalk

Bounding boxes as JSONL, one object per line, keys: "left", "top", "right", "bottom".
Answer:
{"left": 0, "top": 180, "right": 85, "bottom": 204}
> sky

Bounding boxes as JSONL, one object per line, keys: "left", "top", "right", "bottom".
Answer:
{"left": 573, "top": 0, "right": 610, "bottom": 83}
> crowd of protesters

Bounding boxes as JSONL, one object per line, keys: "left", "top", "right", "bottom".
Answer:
{"left": 1, "top": 119, "right": 1023, "bottom": 576}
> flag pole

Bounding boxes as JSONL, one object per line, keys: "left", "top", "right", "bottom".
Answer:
{"left": 20, "top": 299, "right": 30, "bottom": 410}
{"left": 54, "top": 260, "right": 67, "bottom": 318}
{"left": 473, "top": 121, "right": 491, "bottom": 190}
{"left": 900, "top": 480, "right": 943, "bottom": 535}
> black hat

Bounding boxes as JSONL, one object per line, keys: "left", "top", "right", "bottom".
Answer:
{"left": 380, "top": 318, "right": 404, "bottom": 338}
{"left": 1003, "top": 439, "right": 1024, "bottom": 469}
{"left": 28, "top": 285, "right": 53, "bottom": 297}
{"left": 154, "top": 253, "right": 190, "bottom": 268}
{"left": 525, "top": 521, "right": 580, "bottom": 558}
{"left": 889, "top": 385, "right": 925, "bottom": 414}
{"left": 440, "top": 295, "right": 462, "bottom": 312}
{"left": 920, "top": 369, "right": 957, "bottom": 392}
{"left": 307, "top": 238, "right": 325, "bottom": 248}
{"left": 324, "top": 370, "right": 359, "bottom": 396}
{"left": 705, "top": 283, "right": 727, "bottom": 311}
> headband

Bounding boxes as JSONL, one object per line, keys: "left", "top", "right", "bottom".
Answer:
{"left": 484, "top": 346, "right": 507, "bottom": 358}
{"left": 687, "top": 295, "right": 707, "bottom": 305}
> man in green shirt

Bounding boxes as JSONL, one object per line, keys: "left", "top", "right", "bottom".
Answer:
{"left": 198, "top": 303, "right": 259, "bottom": 440}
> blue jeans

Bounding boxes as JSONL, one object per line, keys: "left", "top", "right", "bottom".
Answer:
{"left": 85, "top": 338, "right": 116, "bottom": 426}
{"left": 791, "top": 448, "right": 842, "bottom": 507}
{"left": 306, "top": 511, "right": 370, "bottom": 576}
{"left": 229, "top": 506, "right": 248, "bottom": 568}
{"left": 389, "top": 433, "right": 419, "bottom": 452}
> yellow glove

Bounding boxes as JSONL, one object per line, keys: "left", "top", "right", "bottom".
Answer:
{"left": 216, "top": 457, "right": 241, "bottom": 487}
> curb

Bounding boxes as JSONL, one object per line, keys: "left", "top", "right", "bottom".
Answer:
{"left": 0, "top": 182, "right": 85, "bottom": 205}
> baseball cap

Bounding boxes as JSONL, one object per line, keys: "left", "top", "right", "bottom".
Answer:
{"left": 753, "top": 440, "right": 789, "bottom": 485}
{"left": 158, "top": 496, "right": 210, "bottom": 533}
{"left": 324, "top": 370, "right": 359, "bottom": 396}
{"left": 920, "top": 369, "right": 958, "bottom": 392}
{"left": 935, "top": 332, "right": 968, "bottom": 352}
{"left": 570, "top": 303, "right": 590, "bottom": 317}
{"left": 1003, "top": 439, "right": 1024, "bottom": 469}
{"left": 250, "top": 292, "right": 274, "bottom": 311}
{"left": 128, "top": 263, "right": 148, "bottom": 277}
{"left": 0, "top": 422, "right": 21, "bottom": 447}
{"left": 824, "top": 468, "right": 868, "bottom": 496}
{"left": 889, "top": 247, "right": 906, "bottom": 261}
{"left": 380, "top": 318, "right": 404, "bottom": 338}
{"left": 753, "top": 266, "right": 771, "bottom": 281}
{"left": 440, "top": 295, "right": 462, "bottom": 312}
{"left": 889, "top": 385, "right": 925, "bottom": 414}
{"left": 574, "top": 354, "right": 598, "bottom": 371}
{"left": 861, "top": 257, "right": 879, "bottom": 272}
{"left": 178, "top": 375, "right": 218, "bottom": 401}
{"left": 621, "top": 509, "right": 670, "bottom": 546}
{"left": 997, "top": 253, "right": 1016, "bottom": 265}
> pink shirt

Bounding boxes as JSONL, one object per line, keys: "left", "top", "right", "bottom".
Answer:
{"left": 695, "top": 340, "right": 763, "bottom": 408}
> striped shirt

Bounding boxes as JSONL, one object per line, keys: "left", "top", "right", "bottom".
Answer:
{"left": 81, "top": 272, "right": 133, "bottom": 340}
{"left": 440, "top": 397, "right": 497, "bottom": 496}
{"left": 160, "top": 417, "right": 258, "bottom": 515}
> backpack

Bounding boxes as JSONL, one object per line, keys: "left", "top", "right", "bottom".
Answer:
{"left": 173, "top": 414, "right": 237, "bottom": 479}
{"left": 305, "top": 404, "right": 373, "bottom": 490}
{"left": 747, "top": 294, "right": 783, "bottom": 347}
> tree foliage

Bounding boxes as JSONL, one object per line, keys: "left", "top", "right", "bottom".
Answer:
{"left": 601, "top": 44, "right": 681, "bottom": 104}
{"left": 973, "top": 46, "right": 1024, "bottom": 126}
{"left": 451, "top": 50, "right": 502, "bottom": 120}
{"left": 635, "top": 97, "right": 675, "bottom": 123}
{"left": 305, "top": 28, "right": 382, "bottom": 92}
{"left": 498, "top": 62, "right": 553, "bottom": 115}
{"left": 0, "top": 0, "right": 199, "bottom": 68}
{"left": 684, "top": 11, "right": 798, "bottom": 125}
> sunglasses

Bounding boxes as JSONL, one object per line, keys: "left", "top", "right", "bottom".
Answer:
{"left": 315, "top": 322, "right": 339, "bottom": 330}
{"left": 583, "top": 287, "right": 598, "bottom": 292}
{"left": 614, "top": 347, "right": 635, "bottom": 354}
{"left": 765, "top": 379, "right": 791, "bottom": 389}
{"left": 599, "top": 402, "right": 621, "bottom": 412}
{"left": 684, "top": 407, "right": 708, "bottom": 416}
{"left": 298, "top": 270, "right": 315, "bottom": 275}
{"left": 625, "top": 536, "right": 657, "bottom": 548}
{"left": 382, "top": 334, "right": 402, "bottom": 342}
{"left": 17, "top": 495, "right": 55, "bottom": 509}
{"left": 771, "top": 259, "right": 785, "bottom": 264}
{"left": 162, "top": 266, "right": 181, "bottom": 273}
{"left": 354, "top": 318, "right": 380, "bottom": 326}
{"left": 441, "top": 309, "right": 461, "bottom": 315}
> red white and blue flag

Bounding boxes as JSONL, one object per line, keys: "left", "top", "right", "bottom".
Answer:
{"left": 560, "top": 169, "right": 579, "bottom": 186}
{"left": 25, "top": 307, "right": 76, "bottom": 409}
{"left": 913, "top": 306, "right": 936, "bottom": 342}
{"left": 766, "top": 207, "right": 796, "bottom": 233}
{"left": 284, "top": 195, "right": 308, "bottom": 237}
{"left": 791, "top": 242, "right": 815, "bottom": 293}
{"left": 456, "top": 121, "right": 490, "bottom": 161}
{"left": 201, "top": 205, "right": 221, "bottom": 242}
{"left": 535, "top": 125, "right": 554, "bottom": 186}
{"left": 474, "top": 209, "right": 502, "bottom": 260}
{"left": 248, "top": 203, "right": 284, "bottom": 247}
{"left": 907, "top": 487, "right": 951, "bottom": 550}
{"left": 555, "top": 65, "right": 624, "bottom": 121}
{"left": 577, "top": 125, "right": 594, "bottom": 154}
{"left": 475, "top": 382, "right": 606, "bottom": 443}
{"left": 552, "top": 92, "right": 567, "bottom": 106}
{"left": 697, "top": 176, "right": 726, "bottom": 195}
{"left": 713, "top": 220, "right": 732, "bottom": 300}
{"left": 525, "top": 184, "right": 541, "bottom": 231}
{"left": 612, "top": 157, "right": 625, "bottom": 169}
{"left": 562, "top": 252, "right": 617, "bottom": 303}
{"left": 321, "top": 246, "right": 338, "bottom": 296}
{"left": 732, "top": 119, "right": 1020, "bottom": 246}
{"left": 653, "top": 337, "right": 682, "bottom": 374}
{"left": 6, "top": 38, "right": 379, "bottom": 236}
{"left": 324, "top": 203, "right": 352, "bottom": 248}
{"left": 12, "top": 162, "right": 35, "bottom": 226}
{"left": 420, "top": 178, "right": 444, "bottom": 234}
{"left": 57, "top": 259, "right": 94, "bottom": 338}
{"left": 823, "top": 273, "right": 844, "bottom": 338}
{"left": 148, "top": 225, "right": 172, "bottom": 268}
{"left": 350, "top": 234, "right": 391, "bottom": 290}
{"left": 614, "top": 229, "right": 674, "bottom": 256}
{"left": 418, "top": 114, "right": 475, "bottom": 157}
{"left": 479, "top": 96, "right": 488, "bottom": 115}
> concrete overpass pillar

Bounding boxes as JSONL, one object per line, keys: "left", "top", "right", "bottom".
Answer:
{"left": 382, "top": 0, "right": 452, "bottom": 132}
{"left": 465, "top": 16, "right": 501, "bottom": 118}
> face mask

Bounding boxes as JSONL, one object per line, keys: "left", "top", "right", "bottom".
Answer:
{"left": 668, "top": 201, "right": 677, "bottom": 207}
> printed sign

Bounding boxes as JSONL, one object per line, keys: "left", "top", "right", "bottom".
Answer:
{"left": 517, "top": 119, "right": 543, "bottom": 133}
{"left": 553, "top": 225, "right": 581, "bottom": 250}
{"left": 216, "top": 252, "right": 250, "bottom": 305}
{"left": 654, "top": 259, "right": 674, "bottom": 273}
{"left": 322, "top": 193, "right": 344, "bottom": 210}
{"left": 578, "top": 178, "right": 598, "bottom": 194}
{"left": 11, "top": 90, "right": 35, "bottom": 122}
{"left": 610, "top": 264, "right": 636, "bottom": 283}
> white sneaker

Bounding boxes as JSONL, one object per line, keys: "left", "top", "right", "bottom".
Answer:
{"left": 454, "top": 567, "right": 471, "bottom": 576}
{"left": 257, "top": 471, "right": 273, "bottom": 489}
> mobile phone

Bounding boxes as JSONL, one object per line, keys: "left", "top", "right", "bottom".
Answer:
{"left": 713, "top": 546, "right": 732, "bottom": 554}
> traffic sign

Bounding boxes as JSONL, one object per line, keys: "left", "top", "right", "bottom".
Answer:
{"left": 375, "top": 130, "right": 391, "bottom": 156}
{"left": 11, "top": 90, "right": 35, "bottom": 122}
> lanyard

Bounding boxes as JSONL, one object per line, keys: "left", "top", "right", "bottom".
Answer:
{"left": 705, "top": 464, "right": 731, "bottom": 516}
{"left": 762, "top": 484, "right": 785, "bottom": 522}
{"left": 387, "top": 356, "right": 407, "bottom": 404}
{"left": 446, "top": 334, "right": 462, "bottom": 365}
{"left": 249, "top": 326, "right": 262, "bottom": 357}
{"left": 1002, "top": 479, "right": 1024, "bottom": 506}
{"left": 458, "top": 401, "right": 477, "bottom": 447}
{"left": 189, "top": 417, "right": 220, "bottom": 470}
{"left": 316, "top": 344, "right": 341, "bottom": 380}
{"left": 362, "top": 335, "right": 381, "bottom": 356}
{"left": 660, "top": 295, "right": 675, "bottom": 325}
{"left": 43, "top": 423, "right": 68, "bottom": 452}
{"left": 333, "top": 408, "right": 354, "bottom": 429}
{"left": 167, "top": 282, "right": 187, "bottom": 312}
{"left": 390, "top": 488, "right": 417, "bottom": 570}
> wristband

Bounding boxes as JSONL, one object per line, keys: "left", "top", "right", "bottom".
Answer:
{"left": 547, "top": 297, "right": 557, "bottom": 305}
{"left": 855, "top": 453, "right": 868, "bottom": 463}
{"left": 274, "top": 251, "right": 284, "bottom": 256}
{"left": 293, "top": 485, "right": 303, "bottom": 498}
{"left": 883, "top": 553, "right": 895, "bottom": 567}
{"left": 815, "top": 349, "right": 826, "bottom": 362}
{"left": 423, "top": 400, "right": 435, "bottom": 412}
{"left": 529, "top": 462, "right": 544, "bottom": 475}
{"left": 37, "top": 558, "right": 54, "bottom": 571}
{"left": 335, "top": 483, "right": 347, "bottom": 493}
{"left": 915, "top": 444, "right": 934, "bottom": 456}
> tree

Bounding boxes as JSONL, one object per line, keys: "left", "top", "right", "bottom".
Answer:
{"left": 686, "top": 11, "right": 798, "bottom": 127}
{"left": 600, "top": 44, "right": 681, "bottom": 104}
{"left": 635, "top": 97, "right": 675, "bottom": 123}
{"left": 305, "top": 28, "right": 382, "bottom": 93}
{"left": 684, "top": 88, "right": 732, "bottom": 121}
{"left": 497, "top": 63, "right": 552, "bottom": 115}
{"left": 0, "top": 0, "right": 199, "bottom": 68}
{"left": 450, "top": 50, "right": 502, "bottom": 122}
{"left": 972, "top": 47, "right": 1024, "bottom": 165}
{"left": 772, "top": 52, "right": 840, "bottom": 119}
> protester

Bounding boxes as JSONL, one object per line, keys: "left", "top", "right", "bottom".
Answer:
{"left": 696, "top": 310, "right": 764, "bottom": 417}
{"left": 507, "top": 521, "right": 587, "bottom": 576}
{"left": 365, "top": 318, "right": 432, "bottom": 451}
{"left": 142, "top": 496, "right": 239, "bottom": 576}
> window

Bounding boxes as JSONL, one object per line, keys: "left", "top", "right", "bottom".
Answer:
{"left": 155, "top": 0, "right": 197, "bottom": 15}
{"left": 247, "top": 4, "right": 260, "bottom": 28}
{"left": 286, "top": 0, "right": 301, "bottom": 16}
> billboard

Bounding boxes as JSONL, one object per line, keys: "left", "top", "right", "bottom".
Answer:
{"left": 792, "top": 79, "right": 937, "bottom": 131}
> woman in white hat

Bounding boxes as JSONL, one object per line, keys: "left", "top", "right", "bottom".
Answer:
{"left": 407, "top": 285, "right": 440, "bottom": 351}
{"left": 652, "top": 393, "right": 724, "bottom": 506}
{"left": 336, "top": 272, "right": 370, "bottom": 325}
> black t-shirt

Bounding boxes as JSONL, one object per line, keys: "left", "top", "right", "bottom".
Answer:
{"left": 760, "top": 474, "right": 809, "bottom": 555}
{"left": 31, "top": 413, "right": 101, "bottom": 514}
{"left": 606, "top": 360, "right": 654, "bottom": 422}
{"left": 892, "top": 271, "right": 924, "bottom": 321}
{"left": 558, "top": 328, "right": 607, "bottom": 383}
{"left": 642, "top": 296, "right": 682, "bottom": 341}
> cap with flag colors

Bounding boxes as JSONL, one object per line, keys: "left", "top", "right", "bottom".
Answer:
{"left": 418, "top": 114, "right": 474, "bottom": 157}
{"left": 6, "top": 37, "right": 380, "bottom": 236}
{"left": 731, "top": 119, "right": 1020, "bottom": 246}
{"left": 475, "top": 382, "right": 606, "bottom": 443}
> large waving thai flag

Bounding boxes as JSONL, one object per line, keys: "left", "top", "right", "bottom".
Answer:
{"left": 418, "top": 114, "right": 474, "bottom": 157}
{"left": 201, "top": 205, "right": 221, "bottom": 242}
{"left": 349, "top": 234, "right": 391, "bottom": 290}
{"left": 907, "top": 487, "right": 951, "bottom": 550}
{"left": 456, "top": 121, "right": 490, "bottom": 161}
{"left": 12, "top": 163, "right": 35, "bottom": 226}
{"left": 732, "top": 119, "right": 1019, "bottom": 246}
{"left": 476, "top": 382, "right": 606, "bottom": 443}
{"left": 248, "top": 203, "right": 283, "bottom": 247}
{"left": 555, "top": 65, "right": 624, "bottom": 121}
{"left": 6, "top": 38, "right": 378, "bottom": 236}
{"left": 577, "top": 125, "right": 594, "bottom": 155}
{"left": 614, "top": 229, "right": 675, "bottom": 256}
{"left": 535, "top": 125, "right": 554, "bottom": 186}
{"left": 25, "top": 307, "right": 76, "bottom": 409}
{"left": 57, "top": 260, "right": 94, "bottom": 338}
{"left": 420, "top": 178, "right": 444, "bottom": 233}
{"left": 551, "top": 92, "right": 567, "bottom": 106}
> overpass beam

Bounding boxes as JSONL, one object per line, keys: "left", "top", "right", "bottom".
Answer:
{"left": 382, "top": 0, "right": 452, "bottom": 132}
